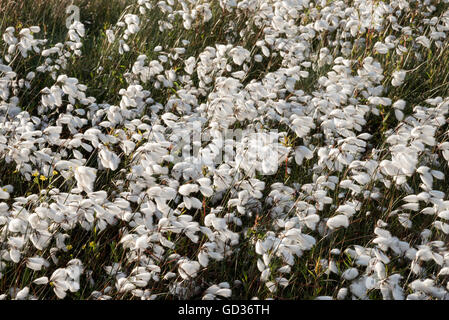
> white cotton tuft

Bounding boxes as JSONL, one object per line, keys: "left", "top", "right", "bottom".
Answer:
{"left": 99, "top": 145, "right": 120, "bottom": 170}
{"left": 179, "top": 184, "right": 199, "bottom": 196}
{"left": 179, "top": 260, "right": 201, "bottom": 279}
{"left": 327, "top": 215, "right": 349, "bottom": 230}
{"left": 74, "top": 166, "right": 97, "bottom": 193}
{"left": 342, "top": 268, "right": 359, "bottom": 281}
{"left": 33, "top": 277, "right": 49, "bottom": 285}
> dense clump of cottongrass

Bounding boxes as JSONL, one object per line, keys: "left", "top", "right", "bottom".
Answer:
{"left": 0, "top": 0, "right": 449, "bottom": 300}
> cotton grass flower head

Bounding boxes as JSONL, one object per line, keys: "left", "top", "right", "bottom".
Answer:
{"left": 0, "top": 0, "right": 449, "bottom": 301}
{"left": 74, "top": 166, "right": 97, "bottom": 193}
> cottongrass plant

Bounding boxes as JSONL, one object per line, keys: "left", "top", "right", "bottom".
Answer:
{"left": 0, "top": 0, "right": 449, "bottom": 300}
